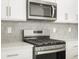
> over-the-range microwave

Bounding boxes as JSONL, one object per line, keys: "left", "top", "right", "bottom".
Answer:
{"left": 27, "top": 0, "right": 57, "bottom": 21}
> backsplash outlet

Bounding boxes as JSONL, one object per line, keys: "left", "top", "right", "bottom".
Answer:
{"left": 7, "top": 27, "right": 12, "bottom": 33}
{"left": 68, "top": 27, "right": 72, "bottom": 32}
{"left": 53, "top": 28, "right": 57, "bottom": 33}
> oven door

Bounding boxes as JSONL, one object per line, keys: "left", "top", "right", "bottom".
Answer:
{"left": 35, "top": 49, "right": 66, "bottom": 59}
{"left": 27, "top": 1, "right": 57, "bottom": 20}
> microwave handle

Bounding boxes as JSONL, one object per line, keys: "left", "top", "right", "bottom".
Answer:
{"left": 52, "top": 6, "right": 55, "bottom": 17}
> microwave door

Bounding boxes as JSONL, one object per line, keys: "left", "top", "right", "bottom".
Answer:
{"left": 29, "top": 2, "right": 52, "bottom": 17}
{"left": 43, "top": 5, "right": 52, "bottom": 17}
{"left": 28, "top": 1, "right": 57, "bottom": 20}
{"left": 30, "top": 2, "right": 44, "bottom": 17}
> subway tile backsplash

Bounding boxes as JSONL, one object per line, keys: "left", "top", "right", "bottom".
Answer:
{"left": 1, "top": 21, "right": 78, "bottom": 44}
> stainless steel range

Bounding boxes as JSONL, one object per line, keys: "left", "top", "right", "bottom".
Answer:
{"left": 23, "top": 29, "right": 66, "bottom": 59}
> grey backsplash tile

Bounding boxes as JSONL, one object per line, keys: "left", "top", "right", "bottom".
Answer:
{"left": 1, "top": 21, "right": 78, "bottom": 44}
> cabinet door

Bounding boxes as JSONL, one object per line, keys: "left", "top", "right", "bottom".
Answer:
{"left": 66, "top": 41, "right": 78, "bottom": 59}
{"left": 8, "top": 0, "right": 26, "bottom": 21}
{"left": 56, "top": 0, "right": 78, "bottom": 23}
{"left": 1, "top": 0, "right": 9, "bottom": 20}
{"left": 65, "top": 0, "right": 78, "bottom": 23}
{"left": 56, "top": 0, "right": 67, "bottom": 23}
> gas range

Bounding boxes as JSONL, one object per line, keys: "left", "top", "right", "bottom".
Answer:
{"left": 23, "top": 30, "right": 66, "bottom": 59}
{"left": 23, "top": 30, "right": 66, "bottom": 52}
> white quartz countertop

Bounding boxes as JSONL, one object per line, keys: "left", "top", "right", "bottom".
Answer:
{"left": 1, "top": 39, "right": 78, "bottom": 49}
{"left": 1, "top": 42, "right": 34, "bottom": 49}
{"left": 54, "top": 38, "right": 78, "bottom": 42}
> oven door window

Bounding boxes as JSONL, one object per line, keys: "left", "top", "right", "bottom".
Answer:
{"left": 30, "top": 2, "right": 52, "bottom": 17}
{"left": 36, "top": 51, "right": 65, "bottom": 59}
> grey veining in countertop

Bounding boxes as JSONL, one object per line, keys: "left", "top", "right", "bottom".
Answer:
{"left": 1, "top": 21, "right": 78, "bottom": 44}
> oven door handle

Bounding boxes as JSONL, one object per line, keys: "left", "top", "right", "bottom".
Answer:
{"left": 35, "top": 48, "right": 65, "bottom": 55}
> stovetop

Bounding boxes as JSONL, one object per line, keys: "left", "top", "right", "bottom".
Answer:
{"left": 23, "top": 38, "right": 65, "bottom": 47}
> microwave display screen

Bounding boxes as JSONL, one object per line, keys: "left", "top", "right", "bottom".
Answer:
{"left": 30, "top": 2, "right": 52, "bottom": 17}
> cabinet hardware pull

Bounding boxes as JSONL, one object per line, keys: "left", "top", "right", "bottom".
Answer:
{"left": 9, "top": 7, "right": 11, "bottom": 16}
{"left": 74, "top": 55, "right": 78, "bottom": 57}
{"left": 74, "top": 45, "right": 78, "bottom": 47}
{"left": 7, "top": 54, "right": 19, "bottom": 57}
{"left": 6, "top": 6, "right": 9, "bottom": 16}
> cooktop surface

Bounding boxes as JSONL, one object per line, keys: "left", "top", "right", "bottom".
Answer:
{"left": 23, "top": 38, "right": 65, "bottom": 47}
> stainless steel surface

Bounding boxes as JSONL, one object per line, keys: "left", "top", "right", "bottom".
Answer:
{"left": 35, "top": 44, "right": 65, "bottom": 52}
{"left": 23, "top": 29, "right": 66, "bottom": 58}
{"left": 28, "top": 16, "right": 56, "bottom": 20}
{"left": 27, "top": 0, "right": 57, "bottom": 20}
{"left": 23, "top": 29, "right": 65, "bottom": 46}
{"left": 52, "top": 6, "right": 55, "bottom": 17}
{"left": 34, "top": 44, "right": 65, "bottom": 55}
{"left": 29, "top": 0, "right": 56, "bottom": 5}
{"left": 35, "top": 48, "right": 65, "bottom": 55}
{"left": 24, "top": 29, "right": 50, "bottom": 37}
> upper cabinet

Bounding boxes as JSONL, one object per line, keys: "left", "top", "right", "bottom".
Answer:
{"left": 1, "top": 0, "right": 8, "bottom": 20}
{"left": 1, "top": 0, "right": 26, "bottom": 21}
{"left": 56, "top": 0, "right": 78, "bottom": 23}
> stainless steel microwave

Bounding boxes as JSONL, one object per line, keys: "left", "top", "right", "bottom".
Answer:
{"left": 27, "top": 0, "right": 57, "bottom": 21}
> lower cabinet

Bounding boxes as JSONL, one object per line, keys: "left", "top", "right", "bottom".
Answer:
{"left": 66, "top": 41, "right": 78, "bottom": 59}
{"left": 1, "top": 47, "right": 33, "bottom": 59}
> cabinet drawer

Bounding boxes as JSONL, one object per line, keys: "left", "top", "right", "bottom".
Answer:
{"left": 2, "top": 47, "right": 33, "bottom": 59}
{"left": 72, "top": 55, "right": 78, "bottom": 59}
{"left": 68, "top": 54, "right": 78, "bottom": 59}
{"left": 67, "top": 42, "right": 78, "bottom": 48}
{"left": 70, "top": 45, "right": 78, "bottom": 49}
{"left": 67, "top": 47, "right": 78, "bottom": 56}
